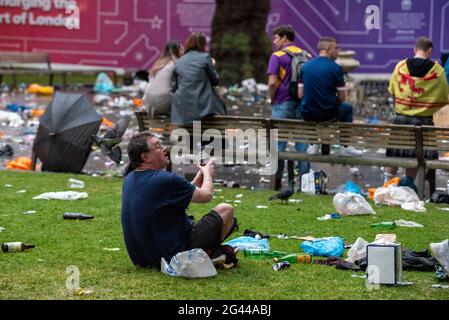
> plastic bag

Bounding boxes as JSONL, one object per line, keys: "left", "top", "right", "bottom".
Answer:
{"left": 344, "top": 180, "right": 363, "bottom": 195}
{"left": 224, "top": 236, "right": 270, "bottom": 251}
{"left": 161, "top": 248, "right": 217, "bottom": 278}
{"left": 333, "top": 193, "right": 375, "bottom": 216}
{"left": 346, "top": 237, "right": 368, "bottom": 263}
{"left": 300, "top": 237, "right": 345, "bottom": 257}
{"left": 374, "top": 186, "right": 420, "bottom": 206}
{"left": 94, "top": 72, "right": 114, "bottom": 94}
{"left": 33, "top": 191, "right": 88, "bottom": 201}
{"left": 400, "top": 201, "right": 426, "bottom": 213}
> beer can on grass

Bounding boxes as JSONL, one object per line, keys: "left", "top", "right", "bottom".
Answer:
{"left": 272, "top": 261, "right": 291, "bottom": 271}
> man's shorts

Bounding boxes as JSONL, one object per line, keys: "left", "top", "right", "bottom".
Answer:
{"left": 186, "top": 210, "right": 223, "bottom": 252}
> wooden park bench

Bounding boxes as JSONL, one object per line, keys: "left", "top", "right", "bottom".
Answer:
{"left": 0, "top": 51, "right": 53, "bottom": 88}
{"left": 0, "top": 51, "right": 118, "bottom": 89}
{"left": 135, "top": 111, "right": 449, "bottom": 199}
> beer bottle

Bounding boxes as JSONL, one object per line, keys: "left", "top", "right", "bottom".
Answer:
{"left": 63, "top": 212, "right": 94, "bottom": 220}
{"left": 243, "top": 249, "right": 286, "bottom": 259}
{"left": 371, "top": 222, "right": 396, "bottom": 229}
{"left": 273, "top": 253, "right": 312, "bottom": 264}
{"left": 2, "top": 242, "right": 35, "bottom": 253}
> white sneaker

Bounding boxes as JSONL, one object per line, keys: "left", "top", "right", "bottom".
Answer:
{"left": 307, "top": 144, "right": 320, "bottom": 155}
{"left": 340, "top": 146, "right": 362, "bottom": 157}
{"left": 430, "top": 240, "right": 449, "bottom": 276}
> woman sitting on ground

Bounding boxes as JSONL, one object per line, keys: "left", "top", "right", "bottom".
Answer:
{"left": 143, "top": 40, "right": 184, "bottom": 117}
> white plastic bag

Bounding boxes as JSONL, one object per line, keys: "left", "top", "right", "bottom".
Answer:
{"left": 400, "top": 201, "right": 427, "bottom": 213}
{"left": 374, "top": 186, "right": 419, "bottom": 206}
{"left": 333, "top": 193, "right": 376, "bottom": 216}
{"left": 33, "top": 191, "right": 88, "bottom": 201}
{"left": 346, "top": 237, "right": 369, "bottom": 263}
{"left": 161, "top": 249, "right": 217, "bottom": 278}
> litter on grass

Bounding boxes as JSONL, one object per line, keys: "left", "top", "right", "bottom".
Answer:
{"left": 74, "top": 288, "right": 94, "bottom": 296}
{"left": 224, "top": 236, "right": 270, "bottom": 250}
{"left": 432, "top": 284, "right": 449, "bottom": 289}
{"left": 68, "top": 178, "right": 85, "bottom": 189}
{"left": 33, "top": 191, "right": 88, "bottom": 201}
{"left": 394, "top": 219, "right": 424, "bottom": 228}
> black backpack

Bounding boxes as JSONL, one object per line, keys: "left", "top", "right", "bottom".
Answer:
{"left": 281, "top": 48, "right": 310, "bottom": 100}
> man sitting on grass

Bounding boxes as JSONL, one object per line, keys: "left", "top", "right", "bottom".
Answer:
{"left": 121, "top": 132, "right": 237, "bottom": 269}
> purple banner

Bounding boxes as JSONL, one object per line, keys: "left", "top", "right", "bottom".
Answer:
{"left": 267, "top": 0, "right": 448, "bottom": 73}
{"left": 0, "top": 0, "right": 447, "bottom": 73}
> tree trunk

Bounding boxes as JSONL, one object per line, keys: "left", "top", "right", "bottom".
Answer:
{"left": 211, "top": 0, "right": 271, "bottom": 85}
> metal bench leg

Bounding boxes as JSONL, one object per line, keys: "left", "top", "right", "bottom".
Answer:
{"left": 416, "top": 164, "right": 426, "bottom": 199}
{"left": 427, "top": 169, "right": 436, "bottom": 197}
{"left": 62, "top": 73, "right": 67, "bottom": 91}
{"left": 12, "top": 73, "right": 17, "bottom": 89}
{"left": 287, "top": 160, "right": 295, "bottom": 185}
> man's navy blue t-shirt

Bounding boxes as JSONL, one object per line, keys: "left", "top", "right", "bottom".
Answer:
{"left": 121, "top": 170, "right": 196, "bottom": 268}
{"left": 299, "top": 56, "right": 346, "bottom": 121}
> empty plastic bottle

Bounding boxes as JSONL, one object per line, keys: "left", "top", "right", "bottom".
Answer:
{"left": 243, "top": 249, "right": 286, "bottom": 259}
{"left": 273, "top": 254, "right": 312, "bottom": 264}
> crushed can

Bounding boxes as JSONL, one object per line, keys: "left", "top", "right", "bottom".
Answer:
{"left": 272, "top": 261, "right": 290, "bottom": 271}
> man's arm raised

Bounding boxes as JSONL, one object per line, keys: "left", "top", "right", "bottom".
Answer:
{"left": 191, "top": 161, "right": 214, "bottom": 203}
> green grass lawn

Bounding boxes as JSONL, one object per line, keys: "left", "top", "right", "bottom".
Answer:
{"left": 1, "top": 170, "right": 448, "bottom": 300}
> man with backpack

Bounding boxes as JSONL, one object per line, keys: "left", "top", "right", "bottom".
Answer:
{"left": 267, "top": 25, "right": 311, "bottom": 191}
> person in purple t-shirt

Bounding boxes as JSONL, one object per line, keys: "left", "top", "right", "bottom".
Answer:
{"left": 267, "top": 25, "right": 310, "bottom": 191}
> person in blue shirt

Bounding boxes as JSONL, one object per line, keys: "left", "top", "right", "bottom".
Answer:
{"left": 121, "top": 132, "right": 237, "bottom": 269}
{"left": 298, "top": 37, "right": 361, "bottom": 157}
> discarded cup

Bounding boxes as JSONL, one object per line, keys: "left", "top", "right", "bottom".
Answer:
{"left": 68, "top": 178, "right": 85, "bottom": 189}
{"left": 63, "top": 212, "right": 94, "bottom": 220}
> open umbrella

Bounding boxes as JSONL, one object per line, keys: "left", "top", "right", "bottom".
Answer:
{"left": 32, "top": 92, "right": 102, "bottom": 173}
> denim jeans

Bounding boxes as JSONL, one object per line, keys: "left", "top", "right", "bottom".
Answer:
{"left": 302, "top": 102, "right": 353, "bottom": 123}
{"left": 272, "top": 99, "right": 310, "bottom": 179}
{"left": 337, "top": 102, "right": 353, "bottom": 123}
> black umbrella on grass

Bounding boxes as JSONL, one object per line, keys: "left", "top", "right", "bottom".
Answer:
{"left": 32, "top": 92, "right": 102, "bottom": 173}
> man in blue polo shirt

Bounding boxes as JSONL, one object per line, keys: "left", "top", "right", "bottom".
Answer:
{"left": 121, "top": 132, "right": 237, "bottom": 269}
{"left": 267, "top": 24, "right": 311, "bottom": 191}
{"left": 298, "top": 37, "right": 361, "bottom": 156}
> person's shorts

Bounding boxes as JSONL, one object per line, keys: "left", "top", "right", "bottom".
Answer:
{"left": 186, "top": 210, "right": 223, "bottom": 252}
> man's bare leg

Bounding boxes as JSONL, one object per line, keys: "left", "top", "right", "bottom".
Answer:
{"left": 213, "top": 203, "right": 235, "bottom": 241}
